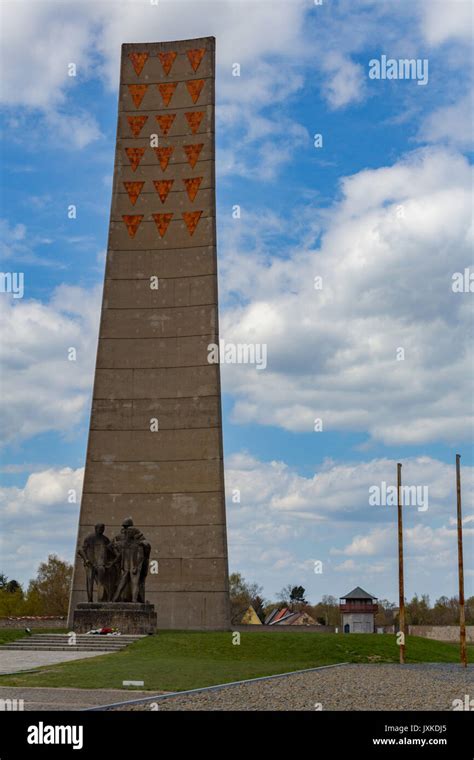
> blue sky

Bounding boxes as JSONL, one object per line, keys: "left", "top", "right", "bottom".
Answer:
{"left": 0, "top": 0, "right": 473, "bottom": 605}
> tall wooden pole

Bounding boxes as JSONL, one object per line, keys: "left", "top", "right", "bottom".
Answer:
{"left": 456, "top": 454, "right": 467, "bottom": 668}
{"left": 397, "top": 463, "right": 406, "bottom": 664}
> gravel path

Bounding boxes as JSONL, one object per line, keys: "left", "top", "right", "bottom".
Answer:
{"left": 114, "top": 664, "right": 474, "bottom": 712}
{"left": 0, "top": 650, "right": 110, "bottom": 675}
{"left": 0, "top": 664, "right": 471, "bottom": 711}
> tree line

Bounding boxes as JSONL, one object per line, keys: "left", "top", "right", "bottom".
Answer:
{"left": 229, "top": 572, "right": 474, "bottom": 627}
{"left": 2, "top": 562, "right": 473, "bottom": 626}
{"left": 0, "top": 555, "right": 72, "bottom": 617}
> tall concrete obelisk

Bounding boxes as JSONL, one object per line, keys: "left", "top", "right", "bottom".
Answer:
{"left": 68, "top": 37, "right": 230, "bottom": 629}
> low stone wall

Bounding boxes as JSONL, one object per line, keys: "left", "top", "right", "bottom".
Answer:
{"left": 0, "top": 617, "right": 66, "bottom": 629}
{"left": 235, "top": 625, "right": 335, "bottom": 633}
{"left": 408, "top": 625, "right": 474, "bottom": 642}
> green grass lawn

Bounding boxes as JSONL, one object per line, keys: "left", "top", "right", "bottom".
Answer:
{"left": 0, "top": 631, "right": 468, "bottom": 692}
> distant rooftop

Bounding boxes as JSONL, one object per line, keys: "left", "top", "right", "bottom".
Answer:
{"left": 340, "top": 586, "right": 377, "bottom": 600}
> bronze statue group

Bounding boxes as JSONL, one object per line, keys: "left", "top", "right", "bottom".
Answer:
{"left": 78, "top": 518, "right": 151, "bottom": 604}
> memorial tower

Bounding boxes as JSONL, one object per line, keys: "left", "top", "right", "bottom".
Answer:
{"left": 68, "top": 37, "right": 230, "bottom": 630}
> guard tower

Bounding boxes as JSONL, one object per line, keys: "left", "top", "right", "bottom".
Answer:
{"left": 340, "top": 587, "right": 378, "bottom": 633}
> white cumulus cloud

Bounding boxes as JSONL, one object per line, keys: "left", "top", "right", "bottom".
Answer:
{"left": 0, "top": 284, "right": 101, "bottom": 443}
{"left": 218, "top": 146, "right": 473, "bottom": 446}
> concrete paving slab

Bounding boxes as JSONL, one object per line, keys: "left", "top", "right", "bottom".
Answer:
{"left": 0, "top": 686, "right": 161, "bottom": 711}
{"left": 0, "top": 650, "right": 110, "bottom": 675}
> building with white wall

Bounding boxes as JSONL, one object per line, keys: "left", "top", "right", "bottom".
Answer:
{"left": 340, "top": 587, "right": 378, "bottom": 633}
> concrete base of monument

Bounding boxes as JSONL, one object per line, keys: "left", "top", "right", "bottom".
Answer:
{"left": 72, "top": 603, "right": 157, "bottom": 635}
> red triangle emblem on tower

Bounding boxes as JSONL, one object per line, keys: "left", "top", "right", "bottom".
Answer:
{"left": 155, "top": 114, "right": 176, "bottom": 136}
{"left": 128, "top": 52, "right": 149, "bottom": 76}
{"left": 152, "top": 213, "right": 173, "bottom": 238}
{"left": 153, "top": 179, "right": 174, "bottom": 204}
{"left": 185, "top": 111, "right": 204, "bottom": 134}
{"left": 128, "top": 84, "right": 148, "bottom": 108}
{"left": 182, "top": 211, "right": 202, "bottom": 236}
{"left": 186, "top": 79, "right": 205, "bottom": 104}
{"left": 122, "top": 215, "right": 143, "bottom": 238}
{"left": 125, "top": 147, "right": 146, "bottom": 172}
{"left": 187, "top": 48, "right": 206, "bottom": 72}
{"left": 123, "top": 181, "right": 145, "bottom": 206}
{"left": 127, "top": 115, "right": 148, "bottom": 138}
{"left": 154, "top": 146, "right": 174, "bottom": 171}
{"left": 183, "top": 177, "right": 203, "bottom": 202}
{"left": 158, "top": 82, "right": 178, "bottom": 107}
{"left": 158, "top": 51, "right": 177, "bottom": 76}
{"left": 183, "top": 143, "right": 203, "bottom": 169}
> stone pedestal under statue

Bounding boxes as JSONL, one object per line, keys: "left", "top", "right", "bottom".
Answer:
{"left": 72, "top": 602, "right": 157, "bottom": 634}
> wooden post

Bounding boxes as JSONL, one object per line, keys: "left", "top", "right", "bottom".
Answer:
{"left": 397, "top": 463, "right": 406, "bottom": 664}
{"left": 456, "top": 454, "right": 467, "bottom": 668}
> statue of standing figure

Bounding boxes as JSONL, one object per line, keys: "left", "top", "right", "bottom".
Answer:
{"left": 111, "top": 518, "right": 151, "bottom": 603}
{"left": 78, "top": 518, "right": 151, "bottom": 603}
{"left": 78, "top": 523, "right": 116, "bottom": 602}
